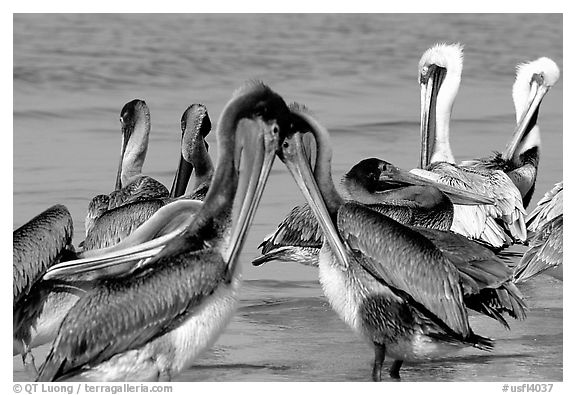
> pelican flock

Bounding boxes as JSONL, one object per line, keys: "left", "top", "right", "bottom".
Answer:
{"left": 13, "top": 40, "right": 561, "bottom": 383}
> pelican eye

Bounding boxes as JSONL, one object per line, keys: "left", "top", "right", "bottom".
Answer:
{"left": 531, "top": 72, "right": 545, "bottom": 86}
{"left": 251, "top": 101, "right": 270, "bottom": 118}
{"left": 420, "top": 65, "right": 431, "bottom": 84}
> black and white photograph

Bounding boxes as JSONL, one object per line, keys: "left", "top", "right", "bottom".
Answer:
{"left": 12, "top": 12, "right": 564, "bottom": 385}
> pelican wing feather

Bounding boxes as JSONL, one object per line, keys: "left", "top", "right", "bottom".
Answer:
{"left": 337, "top": 202, "right": 471, "bottom": 338}
{"left": 514, "top": 215, "right": 563, "bottom": 282}
{"left": 37, "top": 247, "right": 225, "bottom": 382}
{"left": 108, "top": 176, "right": 169, "bottom": 211}
{"left": 82, "top": 199, "right": 166, "bottom": 250}
{"left": 526, "top": 181, "right": 563, "bottom": 233}
{"left": 411, "top": 163, "right": 526, "bottom": 248}
{"left": 258, "top": 204, "right": 324, "bottom": 253}
{"left": 13, "top": 205, "right": 74, "bottom": 306}
{"left": 410, "top": 226, "right": 527, "bottom": 325}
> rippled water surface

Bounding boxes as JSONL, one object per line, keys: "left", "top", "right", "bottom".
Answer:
{"left": 13, "top": 14, "right": 562, "bottom": 382}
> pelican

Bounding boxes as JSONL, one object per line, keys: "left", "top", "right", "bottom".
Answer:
{"left": 83, "top": 99, "right": 166, "bottom": 236}
{"left": 277, "top": 105, "right": 523, "bottom": 381}
{"left": 460, "top": 58, "right": 560, "bottom": 208}
{"left": 13, "top": 205, "right": 79, "bottom": 372}
{"left": 36, "top": 81, "right": 291, "bottom": 382}
{"left": 253, "top": 157, "right": 495, "bottom": 266}
{"left": 412, "top": 43, "right": 526, "bottom": 249}
{"left": 171, "top": 103, "right": 214, "bottom": 201}
{"left": 83, "top": 104, "right": 213, "bottom": 250}
{"left": 513, "top": 181, "right": 563, "bottom": 282}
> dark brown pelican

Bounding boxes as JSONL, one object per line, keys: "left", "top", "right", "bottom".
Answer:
{"left": 83, "top": 99, "right": 166, "bottom": 239}
{"left": 253, "top": 157, "right": 494, "bottom": 266}
{"left": 82, "top": 104, "right": 212, "bottom": 250}
{"left": 413, "top": 43, "right": 526, "bottom": 249}
{"left": 13, "top": 205, "right": 79, "bottom": 373}
{"left": 36, "top": 81, "right": 290, "bottom": 382}
{"left": 277, "top": 105, "right": 525, "bottom": 381}
{"left": 513, "top": 181, "right": 563, "bottom": 282}
{"left": 460, "top": 58, "right": 560, "bottom": 208}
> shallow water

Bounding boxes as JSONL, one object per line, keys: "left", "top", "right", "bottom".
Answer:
{"left": 13, "top": 14, "right": 562, "bottom": 382}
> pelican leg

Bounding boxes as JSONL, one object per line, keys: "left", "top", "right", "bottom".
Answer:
{"left": 158, "top": 369, "right": 172, "bottom": 382}
{"left": 389, "top": 359, "right": 403, "bottom": 379}
{"left": 372, "top": 343, "right": 386, "bottom": 382}
{"left": 22, "top": 346, "right": 38, "bottom": 377}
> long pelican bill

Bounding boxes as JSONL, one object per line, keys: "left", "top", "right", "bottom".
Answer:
{"left": 379, "top": 166, "right": 495, "bottom": 205}
{"left": 502, "top": 82, "right": 549, "bottom": 161}
{"left": 43, "top": 200, "right": 204, "bottom": 281}
{"left": 170, "top": 153, "right": 194, "bottom": 198}
{"left": 419, "top": 64, "right": 445, "bottom": 169}
{"left": 224, "top": 119, "right": 280, "bottom": 267}
{"left": 115, "top": 130, "right": 129, "bottom": 190}
{"left": 280, "top": 131, "right": 349, "bottom": 269}
{"left": 420, "top": 75, "right": 433, "bottom": 169}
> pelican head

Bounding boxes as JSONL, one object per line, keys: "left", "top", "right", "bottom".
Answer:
{"left": 418, "top": 43, "right": 464, "bottom": 168}
{"left": 503, "top": 57, "right": 560, "bottom": 163}
{"left": 220, "top": 81, "right": 291, "bottom": 267}
{"left": 115, "top": 99, "right": 151, "bottom": 190}
{"left": 170, "top": 104, "right": 213, "bottom": 198}
{"left": 278, "top": 104, "right": 350, "bottom": 269}
{"left": 343, "top": 158, "right": 495, "bottom": 206}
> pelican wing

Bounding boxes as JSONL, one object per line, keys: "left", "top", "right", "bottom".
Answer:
{"left": 13, "top": 205, "right": 74, "bottom": 306}
{"left": 258, "top": 204, "right": 324, "bottom": 252}
{"left": 337, "top": 202, "right": 471, "bottom": 337}
{"left": 362, "top": 204, "right": 416, "bottom": 225}
{"left": 82, "top": 199, "right": 166, "bottom": 250}
{"left": 85, "top": 194, "right": 110, "bottom": 237}
{"left": 411, "top": 163, "right": 526, "bottom": 248}
{"left": 459, "top": 152, "right": 510, "bottom": 171}
{"left": 514, "top": 215, "right": 563, "bottom": 283}
{"left": 526, "top": 181, "right": 563, "bottom": 233}
{"left": 460, "top": 166, "right": 526, "bottom": 241}
{"left": 410, "top": 227, "right": 512, "bottom": 288}
{"left": 410, "top": 226, "right": 526, "bottom": 325}
{"left": 37, "top": 248, "right": 226, "bottom": 382}
{"left": 108, "top": 176, "right": 169, "bottom": 210}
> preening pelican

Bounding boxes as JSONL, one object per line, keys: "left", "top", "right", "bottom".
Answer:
{"left": 171, "top": 103, "right": 214, "bottom": 201}
{"left": 83, "top": 104, "right": 213, "bottom": 250}
{"left": 412, "top": 43, "right": 526, "bottom": 249}
{"left": 513, "top": 181, "right": 563, "bottom": 282}
{"left": 277, "top": 105, "right": 525, "bottom": 381}
{"left": 13, "top": 205, "right": 80, "bottom": 372}
{"left": 36, "top": 81, "right": 290, "bottom": 382}
{"left": 253, "top": 157, "right": 494, "bottom": 267}
{"left": 460, "top": 58, "right": 560, "bottom": 208}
